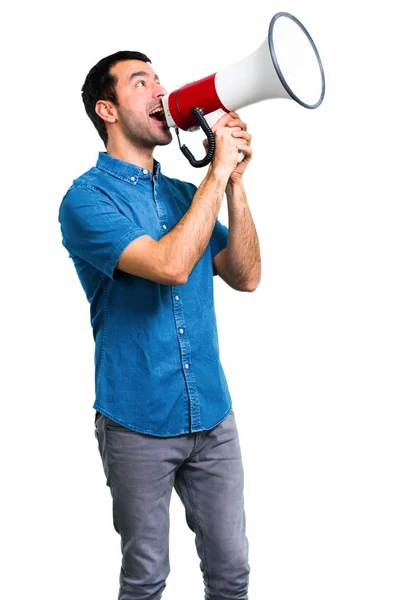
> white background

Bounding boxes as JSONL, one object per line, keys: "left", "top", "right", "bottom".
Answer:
{"left": 2, "top": 0, "right": 399, "bottom": 598}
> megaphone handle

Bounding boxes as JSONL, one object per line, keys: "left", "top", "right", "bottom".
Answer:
{"left": 175, "top": 108, "right": 216, "bottom": 168}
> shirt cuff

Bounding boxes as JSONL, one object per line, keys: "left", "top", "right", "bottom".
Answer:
{"left": 105, "top": 228, "right": 148, "bottom": 280}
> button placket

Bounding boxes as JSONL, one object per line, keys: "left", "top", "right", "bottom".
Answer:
{"left": 171, "top": 287, "right": 201, "bottom": 429}
{"left": 152, "top": 178, "right": 169, "bottom": 233}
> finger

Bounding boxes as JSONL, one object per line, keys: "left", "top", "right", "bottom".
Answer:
{"left": 227, "top": 117, "right": 247, "bottom": 131}
{"left": 212, "top": 111, "right": 236, "bottom": 131}
{"left": 232, "top": 130, "right": 252, "bottom": 142}
{"left": 236, "top": 143, "right": 253, "bottom": 159}
{"left": 228, "top": 126, "right": 244, "bottom": 134}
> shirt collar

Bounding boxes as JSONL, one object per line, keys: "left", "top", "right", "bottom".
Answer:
{"left": 96, "top": 152, "right": 161, "bottom": 183}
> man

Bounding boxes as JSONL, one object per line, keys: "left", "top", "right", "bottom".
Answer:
{"left": 58, "top": 50, "right": 261, "bottom": 600}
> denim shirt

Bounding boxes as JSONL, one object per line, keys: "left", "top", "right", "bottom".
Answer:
{"left": 58, "top": 152, "right": 232, "bottom": 436}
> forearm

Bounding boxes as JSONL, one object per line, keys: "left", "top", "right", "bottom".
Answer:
{"left": 159, "top": 166, "right": 229, "bottom": 281}
{"left": 225, "top": 179, "right": 261, "bottom": 290}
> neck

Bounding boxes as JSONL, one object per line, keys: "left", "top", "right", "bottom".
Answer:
{"left": 106, "top": 137, "right": 155, "bottom": 175}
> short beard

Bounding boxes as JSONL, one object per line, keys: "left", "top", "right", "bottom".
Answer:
{"left": 118, "top": 106, "right": 172, "bottom": 149}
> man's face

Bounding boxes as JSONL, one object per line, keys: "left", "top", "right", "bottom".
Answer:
{"left": 109, "top": 59, "right": 172, "bottom": 148}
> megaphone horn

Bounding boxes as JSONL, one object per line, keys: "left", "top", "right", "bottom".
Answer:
{"left": 161, "top": 12, "right": 326, "bottom": 168}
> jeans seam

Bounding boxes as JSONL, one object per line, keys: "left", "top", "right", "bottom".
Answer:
{"left": 181, "top": 468, "right": 211, "bottom": 593}
{"left": 102, "top": 420, "right": 113, "bottom": 489}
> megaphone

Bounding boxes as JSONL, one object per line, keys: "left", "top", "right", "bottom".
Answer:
{"left": 161, "top": 12, "right": 325, "bottom": 167}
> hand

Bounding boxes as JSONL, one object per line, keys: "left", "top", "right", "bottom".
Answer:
{"left": 225, "top": 112, "right": 252, "bottom": 183}
{"left": 203, "top": 111, "right": 252, "bottom": 182}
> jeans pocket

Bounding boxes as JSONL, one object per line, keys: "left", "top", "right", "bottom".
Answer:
{"left": 103, "top": 416, "right": 131, "bottom": 432}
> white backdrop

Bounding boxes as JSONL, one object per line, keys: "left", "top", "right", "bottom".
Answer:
{"left": 2, "top": 1, "right": 399, "bottom": 599}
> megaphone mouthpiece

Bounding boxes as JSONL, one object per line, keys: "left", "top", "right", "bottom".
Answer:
{"left": 163, "top": 73, "right": 228, "bottom": 131}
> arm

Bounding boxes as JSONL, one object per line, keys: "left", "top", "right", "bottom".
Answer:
{"left": 213, "top": 179, "right": 261, "bottom": 291}
{"left": 212, "top": 112, "right": 261, "bottom": 291}
{"left": 117, "top": 116, "right": 243, "bottom": 285}
{"left": 117, "top": 167, "right": 229, "bottom": 285}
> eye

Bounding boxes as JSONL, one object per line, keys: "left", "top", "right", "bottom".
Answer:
{"left": 135, "top": 80, "right": 146, "bottom": 88}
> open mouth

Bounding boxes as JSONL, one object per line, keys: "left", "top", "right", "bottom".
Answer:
{"left": 149, "top": 106, "right": 166, "bottom": 122}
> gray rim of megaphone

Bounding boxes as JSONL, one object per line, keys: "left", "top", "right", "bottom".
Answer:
{"left": 268, "top": 12, "right": 326, "bottom": 109}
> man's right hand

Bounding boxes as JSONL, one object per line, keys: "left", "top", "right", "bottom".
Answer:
{"left": 204, "top": 112, "right": 250, "bottom": 179}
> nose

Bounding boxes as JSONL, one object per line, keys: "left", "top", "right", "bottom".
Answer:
{"left": 153, "top": 82, "right": 168, "bottom": 98}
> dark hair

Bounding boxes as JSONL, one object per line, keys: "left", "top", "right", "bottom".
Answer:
{"left": 81, "top": 50, "right": 151, "bottom": 146}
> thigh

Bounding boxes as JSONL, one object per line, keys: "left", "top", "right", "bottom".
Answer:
{"left": 174, "top": 411, "right": 250, "bottom": 576}
{"left": 94, "top": 413, "right": 192, "bottom": 579}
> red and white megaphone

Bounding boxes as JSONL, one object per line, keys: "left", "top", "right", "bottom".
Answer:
{"left": 161, "top": 12, "right": 326, "bottom": 167}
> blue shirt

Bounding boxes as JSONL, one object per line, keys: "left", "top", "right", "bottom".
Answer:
{"left": 58, "top": 152, "right": 232, "bottom": 436}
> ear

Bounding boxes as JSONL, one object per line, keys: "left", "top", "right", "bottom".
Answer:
{"left": 95, "top": 100, "right": 117, "bottom": 124}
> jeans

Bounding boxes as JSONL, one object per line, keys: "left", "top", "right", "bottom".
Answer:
{"left": 94, "top": 409, "right": 250, "bottom": 600}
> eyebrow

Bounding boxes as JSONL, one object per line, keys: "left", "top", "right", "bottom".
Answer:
{"left": 128, "top": 71, "right": 160, "bottom": 83}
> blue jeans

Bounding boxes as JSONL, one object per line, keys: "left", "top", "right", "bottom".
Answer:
{"left": 94, "top": 409, "right": 250, "bottom": 600}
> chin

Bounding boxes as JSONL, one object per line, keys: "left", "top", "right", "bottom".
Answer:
{"left": 156, "top": 132, "right": 173, "bottom": 146}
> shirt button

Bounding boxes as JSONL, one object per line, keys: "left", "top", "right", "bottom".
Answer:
{"left": 175, "top": 295, "right": 180, "bottom": 301}
{"left": 179, "top": 328, "right": 184, "bottom": 334}
{"left": 185, "top": 363, "right": 189, "bottom": 369}
{"left": 162, "top": 224, "right": 167, "bottom": 230}
{"left": 130, "top": 176, "right": 135, "bottom": 181}
{"left": 143, "top": 169, "right": 148, "bottom": 175}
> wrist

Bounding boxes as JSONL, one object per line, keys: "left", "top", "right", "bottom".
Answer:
{"left": 206, "top": 164, "right": 231, "bottom": 188}
{"left": 226, "top": 176, "right": 245, "bottom": 197}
